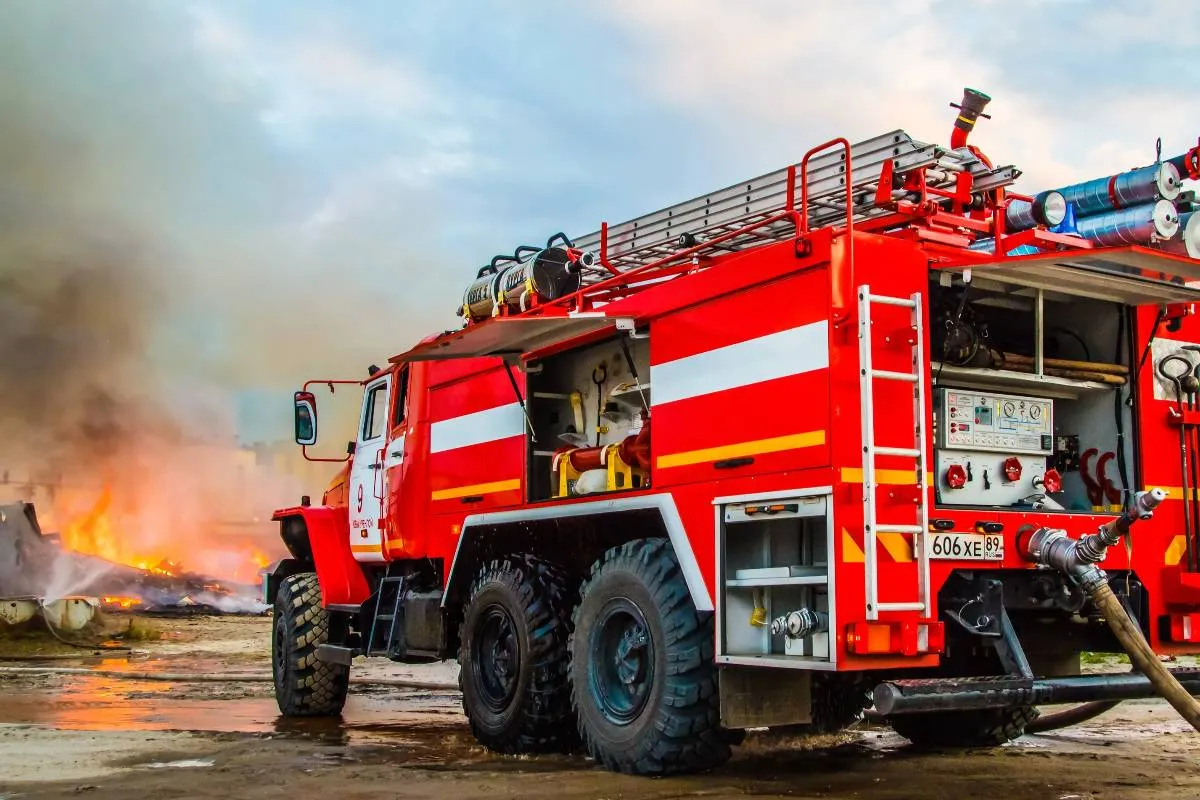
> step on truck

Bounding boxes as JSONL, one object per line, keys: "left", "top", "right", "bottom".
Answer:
{"left": 266, "top": 88, "right": 1200, "bottom": 774}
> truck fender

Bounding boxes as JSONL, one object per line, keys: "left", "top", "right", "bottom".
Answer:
{"left": 271, "top": 505, "right": 370, "bottom": 606}
{"left": 441, "top": 493, "right": 712, "bottom": 614}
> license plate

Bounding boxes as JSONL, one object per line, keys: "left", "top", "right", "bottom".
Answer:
{"left": 928, "top": 532, "right": 1004, "bottom": 560}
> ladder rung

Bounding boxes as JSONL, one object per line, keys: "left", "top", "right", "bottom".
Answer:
{"left": 878, "top": 602, "right": 926, "bottom": 612}
{"left": 875, "top": 524, "right": 923, "bottom": 534}
{"left": 873, "top": 446, "right": 920, "bottom": 458}
{"left": 871, "top": 369, "right": 918, "bottom": 383}
{"left": 865, "top": 294, "right": 917, "bottom": 309}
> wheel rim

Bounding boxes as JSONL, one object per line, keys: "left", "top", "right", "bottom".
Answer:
{"left": 473, "top": 604, "right": 520, "bottom": 713}
{"left": 273, "top": 616, "right": 287, "bottom": 674}
{"left": 588, "top": 598, "right": 654, "bottom": 726}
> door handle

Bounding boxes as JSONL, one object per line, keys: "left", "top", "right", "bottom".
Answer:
{"left": 367, "top": 463, "right": 381, "bottom": 470}
{"left": 390, "top": 450, "right": 404, "bottom": 458}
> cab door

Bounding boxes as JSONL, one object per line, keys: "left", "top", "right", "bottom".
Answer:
{"left": 383, "top": 364, "right": 417, "bottom": 558}
{"left": 349, "top": 372, "right": 391, "bottom": 562}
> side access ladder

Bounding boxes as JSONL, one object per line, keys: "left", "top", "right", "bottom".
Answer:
{"left": 857, "top": 285, "right": 932, "bottom": 622}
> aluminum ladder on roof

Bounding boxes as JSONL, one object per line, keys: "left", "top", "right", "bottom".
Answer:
{"left": 857, "top": 284, "right": 931, "bottom": 622}
{"left": 571, "top": 130, "right": 1020, "bottom": 274}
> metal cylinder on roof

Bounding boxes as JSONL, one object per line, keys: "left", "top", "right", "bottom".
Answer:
{"left": 1161, "top": 210, "right": 1200, "bottom": 259}
{"left": 1054, "top": 162, "right": 1182, "bottom": 217}
{"left": 1073, "top": 199, "right": 1180, "bottom": 246}
{"left": 1005, "top": 190, "right": 1067, "bottom": 232}
{"left": 459, "top": 246, "right": 585, "bottom": 321}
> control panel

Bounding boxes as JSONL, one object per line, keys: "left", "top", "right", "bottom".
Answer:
{"left": 937, "top": 388, "right": 1053, "bottom": 456}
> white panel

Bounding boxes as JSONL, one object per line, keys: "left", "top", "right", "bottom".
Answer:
{"left": 430, "top": 402, "right": 525, "bottom": 453}
{"left": 651, "top": 321, "right": 829, "bottom": 406}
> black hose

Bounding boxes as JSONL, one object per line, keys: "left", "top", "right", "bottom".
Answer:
{"left": 1113, "top": 306, "right": 1130, "bottom": 502}
{"left": 1026, "top": 700, "right": 1121, "bottom": 734}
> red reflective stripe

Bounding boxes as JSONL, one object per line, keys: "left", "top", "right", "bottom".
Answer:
{"left": 1107, "top": 175, "right": 1122, "bottom": 210}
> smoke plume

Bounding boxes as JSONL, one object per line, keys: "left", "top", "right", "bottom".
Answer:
{"left": 0, "top": 3, "right": 453, "bottom": 584}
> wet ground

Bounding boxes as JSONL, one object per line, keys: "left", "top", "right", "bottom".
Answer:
{"left": 1, "top": 616, "right": 1199, "bottom": 799}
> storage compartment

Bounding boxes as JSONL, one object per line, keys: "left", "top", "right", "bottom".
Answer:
{"left": 524, "top": 334, "right": 652, "bottom": 502}
{"left": 929, "top": 274, "right": 1134, "bottom": 513}
{"left": 717, "top": 493, "right": 832, "bottom": 666}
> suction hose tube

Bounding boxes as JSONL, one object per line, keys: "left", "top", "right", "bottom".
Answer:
{"left": 1017, "top": 488, "right": 1200, "bottom": 732}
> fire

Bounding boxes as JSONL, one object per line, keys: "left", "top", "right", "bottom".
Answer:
{"left": 60, "top": 486, "right": 126, "bottom": 565}
{"left": 134, "top": 559, "right": 181, "bottom": 578}
{"left": 100, "top": 596, "right": 142, "bottom": 611}
{"left": 57, "top": 485, "right": 275, "bottom": 584}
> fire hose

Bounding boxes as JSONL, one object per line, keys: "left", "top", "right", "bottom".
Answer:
{"left": 1017, "top": 488, "right": 1200, "bottom": 732}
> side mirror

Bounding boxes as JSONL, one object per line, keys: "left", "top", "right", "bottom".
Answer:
{"left": 294, "top": 391, "right": 318, "bottom": 446}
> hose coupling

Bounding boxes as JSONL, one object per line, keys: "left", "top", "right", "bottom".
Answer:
{"left": 769, "top": 607, "right": 829, "bottom": 639}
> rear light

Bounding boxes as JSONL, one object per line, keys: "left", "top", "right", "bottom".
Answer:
{"left": 1166, "top": 613, "right": 1200, "bottom": 643}
{"left": 745, "top": 503, "right": 800, "bottom": 515}
{"left": 845, "top": 620, "right": 945, "bottom": 656}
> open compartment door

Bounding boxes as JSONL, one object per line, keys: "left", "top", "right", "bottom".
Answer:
{"left": 390, "top": 313, "right": 629, "bottom": 364}
{"left": 936, "top": 246, "right": 1200, "bottom": 305}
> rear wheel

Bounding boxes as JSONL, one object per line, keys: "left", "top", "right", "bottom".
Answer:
{"left": 458, "top": 555, "right": 577, "bottom": 754}
{"left": 272, "top": 572, "right": 349, "bottom": 716}
{"left": 888, "top": 705, "right": 1040, "bottom": 747}
{"left": 569, "top": 538, "right": 730, "bottom": 776}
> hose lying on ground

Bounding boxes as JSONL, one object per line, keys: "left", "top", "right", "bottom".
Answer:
{"left": 0, "top": 665, "right": 457, "bottom": 691}
{"left": 1024, "top": 700, "right": 1121, "bottom": 734}
{"left": 1090, "top": 582, "right": 1200, "bottom": 731}
{"left": 1020, "top": 488, "right": 1200, "bottom": 733}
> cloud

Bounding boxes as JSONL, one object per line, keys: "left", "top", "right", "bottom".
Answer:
{"left": 580, "top": 0, "right": 1195, "bottom": 192}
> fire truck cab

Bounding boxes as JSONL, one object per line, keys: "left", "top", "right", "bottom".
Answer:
{"left": 267, "top": 89, "right": 1200, "bottom": 775}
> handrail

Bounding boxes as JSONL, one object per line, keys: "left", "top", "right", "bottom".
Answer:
{"left": 801, "top": 138, "right": 854, "bottom": 324}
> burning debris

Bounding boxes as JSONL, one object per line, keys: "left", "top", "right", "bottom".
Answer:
{"left": 0, "top": 501, "right": 269, "bottom": 617}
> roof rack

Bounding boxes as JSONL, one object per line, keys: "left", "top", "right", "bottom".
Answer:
{"left": 571, "top": 128, "right": 1020, "bottom": 274}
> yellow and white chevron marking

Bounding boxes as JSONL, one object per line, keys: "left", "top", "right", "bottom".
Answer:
{"left": 841, "top": 528, "right": 913, "bottom": 563}
{"left": 1166, "top": 535, "right": 1189, "bottom": 566}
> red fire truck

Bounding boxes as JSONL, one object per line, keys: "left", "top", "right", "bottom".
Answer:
{"left": 267, "top": 89, "right": 1200, "bottom": 774}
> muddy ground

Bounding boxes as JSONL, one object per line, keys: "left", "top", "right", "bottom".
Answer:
{"left": 0, "top": 615, "right": 1197, "bottom": 799}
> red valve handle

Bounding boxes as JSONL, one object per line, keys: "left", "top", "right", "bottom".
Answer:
{"left": 1003, "top": 457, "right": 1022, "bottom": 483}
{"left": 1041, "top": 468, "right": 1063, "bottom": 493}
{"left": 946, "top": 463, "right": 967, "bottom": 489}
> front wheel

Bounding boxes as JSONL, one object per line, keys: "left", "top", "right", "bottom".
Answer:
{"left": 272, "top": 572, "right": 349, "bottom": 716}
{"left": 569, "top": 538, "right": 730, "bottom": 776}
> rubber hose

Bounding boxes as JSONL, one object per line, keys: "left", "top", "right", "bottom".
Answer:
{"left": 1025, "top": 700, "right": 1121, "bottom": 734}
{"left": 1091, "top": 582, "right": 1200, "bottom": 731}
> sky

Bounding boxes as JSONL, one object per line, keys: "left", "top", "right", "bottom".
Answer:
{"left": 3, "top": 1, "right": 1197, "bottom": 444}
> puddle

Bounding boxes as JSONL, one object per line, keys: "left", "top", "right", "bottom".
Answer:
{"left": 141, "top": 758, "right": 215, "bottom": 769}
{"left": 0, "top": 670, "right": 467, "bottom": 747}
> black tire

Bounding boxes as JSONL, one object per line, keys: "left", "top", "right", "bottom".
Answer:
{"left": 569, "top": 538, "right": 730, "bottom": 776}
{"left": 888, "top": 705, "right": 1040, "bottom": 747}
{"left": 272, "top": 572, "right": 349, "bottom": 716}
{"left": 458, "top": 555, "right": 577, "bottom": 754}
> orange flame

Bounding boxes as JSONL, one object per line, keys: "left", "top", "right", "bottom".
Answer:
{"left": 100, "top": 596, "right": 143, "bottom": 610}
{"left": 59, "top": 487, "right": 186, "bottom": 575}
{"left": 58, "top": 485, "right": 277, "bottom": 583}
